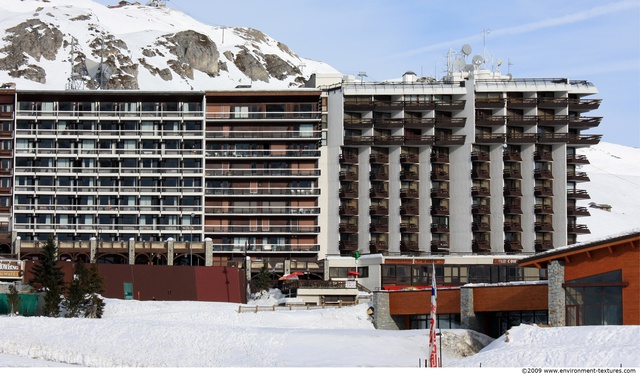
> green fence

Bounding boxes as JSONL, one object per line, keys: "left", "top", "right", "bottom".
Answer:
{"left": 0, "top": 294, "right": 39, "bottom": 316}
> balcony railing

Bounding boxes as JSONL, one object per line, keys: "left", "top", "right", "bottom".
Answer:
{"left": 401, "top": 205, "right": 420, "bottom": 216}
{"left": 504, "top": 222, "right": 523, "bottom": 232}
{"left": 339, "top": 206, "right": 358, "bottom": 216}
{"left": 430, "top": 223, "right": 449, "bottom": 233}
{"left": 206, "top": 206, "right": 320, "bottom": 215}
{"left": 504, "top": 240, "right": 523, "bottom": 253}
{"left": 205, "top": 225, "right": 320, "bottom": 233}
{"left": 567, "top": 189, "right": 590, "bottom": 199}
{"left": 534, "top": 186, "right": 554, "bottom": 197}
{"left": 400, "top": 153, "right": 419, "bottom": 164}
{"left": 567, "top": 171, "right": 590, "bottom": 182}
{"left": 567, "top": 224, "right": 591, "bottom": 234}
{"left": 339, "top": 154, "right": 358, "bottom": 164}
{"left": 566, "top": 154, "right": 589, "bottom": 164}
{"left": 472, "top": 205, "right": 491, "bottom": 215}
{"left": 534, "top": 222, "right": 554, "bottom": 232}
{"left": 401, "top": 223, "right": 420, "bottom": 233}
{"left": 567, "top": 206, "right": 590, "bottom": 216}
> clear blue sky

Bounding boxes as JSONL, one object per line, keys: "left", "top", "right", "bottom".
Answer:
{"left": 94, "top": 0, "right": 640, "bottom": 148}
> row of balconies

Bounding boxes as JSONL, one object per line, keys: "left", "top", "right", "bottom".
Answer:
{"left": 344, "top": 99, "right": 465, "bottom": 111}
{"left": 205, "top": 130, "right": 321, "bottom": 139}
{"left": 475, "top": 115, "right": 601, "bottom": 128}
{"left": 344, "top": 115, "right": 601, "bottom": 129}
{"left": 475, "top": 97, "right": 601, "bottom": 110}
{"left": 340, "top": 203, "right": 591, "bottom": 217}
{"left": 205, "top": 168, "right": 320, "bottom": 177}
{"left": 344, "top": 133, "right": 601, "bottom": 146}
{"left": 344, "top": 117, "right": 466, "bottom": 128}
{"left": 344, "top": 135, "right": 466, "bottom": 146}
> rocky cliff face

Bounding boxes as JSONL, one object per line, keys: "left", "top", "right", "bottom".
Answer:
{"left": 0, "top": 0, "right": 338, "bottom": 90}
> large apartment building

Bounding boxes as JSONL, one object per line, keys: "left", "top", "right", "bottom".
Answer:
{"left": 324, "top": 68, "right": 600, "bottom": 256}
{"left": 0, "top": 63, "right": 601, "bottom": 265}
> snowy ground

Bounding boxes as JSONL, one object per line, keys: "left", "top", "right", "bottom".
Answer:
{"left": 0, "top": 292, "right": 638, "bottom": 371}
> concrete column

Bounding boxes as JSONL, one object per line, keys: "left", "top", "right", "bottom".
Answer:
{"left": 245, "top": 256, "right": 252, "bottom": 282}
{"left": 13, "top": 236, "right": 21, "bottom": 260}
{"left": 460, "top": 287, "right": 480, "bottom": 332}
{"left": 372, "top": 291, "right": 401, "bottom": 330}
{"left": 205, "top": 238, "right": 213, "bottom": 266}
{"left": 90, "top": 237, "right": 97, "bottom": 264}
{"left": 128, "top": 238, "right": 136, "bottom": 265}
{"left": 284, "top": 259, "right": 291, "bottom": 276}
{"left": 166, "top": 238, "right": 174, "bottom": 266}
{"left": 548, "top": 260, "right": 566, "bottom": 327}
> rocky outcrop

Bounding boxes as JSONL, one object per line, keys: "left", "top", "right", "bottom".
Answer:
{"left": 158, "top": 30, "right": 219, "bottom": 79}
{"left": 232, "top": 46, "right": 269, "bottom": 83}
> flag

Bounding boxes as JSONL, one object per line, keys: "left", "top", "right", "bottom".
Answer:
{"left": 428, "top": 262, "right": 439, "bottom": 367}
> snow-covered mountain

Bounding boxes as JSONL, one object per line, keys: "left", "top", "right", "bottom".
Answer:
{"left": 0, "top": 0, "right": 339, "bottom": 90}
{"left": 577, "top": 142, "right": 640, "bottom": 242}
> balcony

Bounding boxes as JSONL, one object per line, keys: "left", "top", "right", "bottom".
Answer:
{"left": 430, "top": 153, "right": 449, "bottom": 163}
{"left": 400, "top": 153, "right": 419, "bottom": 164}
{"left": 538, "top": 97, "right": 569, "bottom": 108}
{"left": 534, "top": 204, "right": 554, "bottom": 214}
{"left": 568, "top": 98, "right": 601, "bottom": 111}
{"left": 569, "top": 117, "right": 602, "bottom": 129}
{"left": 369, "top": 241, "right": 388, "bottom": 254}
{"left": 369, "top": 206, "right": 389, "bottom": 216}
{"left": 506, "top": 133, "right": 537, "bottom": 144}
{"left": 567, "top": 171, "right": 590, "bottom": 182}
{"left": 430, "top": 241, "right": 449, "bottom": 253}
{"left": 374, "top": 135, "right": 404, "bottom": 145}
{"left": 369, "top": 153, "right": 389, "bottom": 164}
{"left": 339, "top": 154, "right": 358, "bottom": 164}
{"left": 430, "top": 223, "right": 449, "bottom": 233}
{"left": 471, "top": 169, "right": 490, "bottom": 179}
{"left": 476, "top": 115, "right": 506, "bottom": 126}
{"left": 504, "top": 240, "right": 523, "bottom": 253}
{"left": 434, "top": 135, "right": 466, "bottom": 145}
{"left": 373, "top": 118, "right": 404, "bottom": 128}
{"left": 568, "top": 224, "right": 591, "bottom": 234}
{"left": 504, "top": 222, "right": 523, "bottom": 232}
{"left": 567, "top": 206, "right": 590, "bottom": 216}
{"left": 507, "top": 115, "right": 537, "bottom": 126}
{"left": 567, "top": 134, "right": 602, "bottom": 145}
{"left": 344, "top": 99, "right": 374, "bottom": 111}
{"left": 538, "top": 115, "right": 569, "bottom": 126}
{"left": 400, "top": 241, "right": 420, "bottom": 253}
{"left": 431, "top": 170, "right": 449, "bottom": 181}
{"left": 534, "top": 151, "right": 553, "bottom": 162}
{"left": 431, "top": 188, "right": 449, "bottom": 198}
{"left": 503, "top": 187, "right": 522, "bottom": 197}
{"left": 339, "top": 171, "right": 358, "bottom": 181}
{"left": 344, "top": 118, "right": 373, "bottom": 128}
{"left": 506, "top": 97, "right": 537, "bottom": 108}
{"left": 472, "top": 204, "right": 491, "bottom": 215}
{"left": 404, "top": 134, "right": 435, "bottom": 145}
{"left": 538, "top": 133, "right": 570, "bottom": 143}
{"left": 344, "top": 135, "right": 373, "bottom": 146}
{"left": 339, "top": 189, "right": 358, "bottom": 198}
{"left": 504, "top": 205, "right": 523, "bottom": 215}
{"left": 405, "top": 101, "right": 437, "bottom": 111}
{"left": 339, "top": 223, "right": 358, "bottom": 233}
{"left": 503, "top": 168, "right": 522, "bottom": 179}
{"left": 503, "top": 152, "right": 522, "bottom": 162}
{"left": 370, "top": 171, "right": 389, "bottom": 181}
{"left": 567, "top": 189, "right": 590, "bottom": 199}
{"left": 472, "top": 240, "right": 491, "bottom": 253}
{"left": 370, "top": 223, "right": 389, "bottom": 233}
{"left": 472, "top": 222, "right": 490, "bottom": 232}
{"left": 567, "top": 154, "right": 589, "bottom": 164}
{"left": 535, "top": 222, "right": 554, "bottom": 232}
{"left": 339, "top": 206, "right": 358, "bottom": 216}
{"left": 430, "top": 206, "right": 449, "bottom": 215}
{"left": 535, "top": 240, "right": 554, "bottom": 252}
{"left": 471, "top": 151, "right": 490, "bottom": 162}
{"left": 402, "top": 205, "right": 420, "bottom": 216}
{"left": 338, "top": 241, "right": 358, "bottom": 252}
{"left": 534, "top": 186, "right": 554, "bottom": 197}
{"left": 534, "top": 169, "right": 553, "bottom": 179}
{"left": 374, "top": 100, "right": 404, "bottom": 110}
{"left": 400, "top": 171, "right": 419, "bottom": 181}
{"left": 400, "top": 189, "right": 419, "bottom": 198}
{"left": 475, "top": 98, "right": 505, "bottom": 108}
{"left": 369, "top": 188, "right": 389, "bottom": 198}
{"left": 434, "top": 100, "right": 465, "bottom": 111}
{"left": 404, "top": 117, "right": 436, "bottom": 128}
{"left": 476, "top": 134, "right": 507, "bottom": 144}
{"left": 400, "top": 223, "right": 420, "bottom": 233}
{"left": 471, "top": 187, "right": 491, "bottom": 197}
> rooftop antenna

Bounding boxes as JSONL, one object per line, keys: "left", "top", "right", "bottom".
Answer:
{"left": 357, "top": 71, "right": 367, "bottom": 84}
{"left": 482, "top": 29, "right": 491, "bottom": 64}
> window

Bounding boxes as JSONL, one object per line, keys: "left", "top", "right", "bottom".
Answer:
{"left": 565, "top": 270, "right": 623, "bottom": 326}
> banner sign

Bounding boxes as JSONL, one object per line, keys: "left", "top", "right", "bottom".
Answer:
{"left": 0, "top": 259, "right": 23, "bottom": 279}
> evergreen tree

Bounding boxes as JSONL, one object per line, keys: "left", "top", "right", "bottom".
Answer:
{"left": 84, "top": 262, "right": 105, "bottom": 318}
{"left": 29, "top": 236, "right": 65, "bottom": 317}
{"left": 7, "top": 284, "right": 21, "bottom": 316}
{"left": 62, "top": 260, "right": 87, "bottom": 318}
{"left": 251, "top": 262, "right": 273, "bottom": 293}
{"left": 62, "top": 260, "right": 106, "bottom": 318}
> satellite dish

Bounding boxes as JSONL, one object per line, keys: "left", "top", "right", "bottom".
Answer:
{"left": 453, "top": 57, "right": 466, "bottom": 72}
{"left": 497, "top": 58, "right": 503, "bottom": 66}
{"left": 463, "top": 64, "right": 474, "bottom": 72}
{"left": 472, "top": 55, "right": 484, "bottom": 66}
{"left": 461, "top": 44, "right": 472, "bottom": 56}
{"left": 507, "top": 73, "right": 513, "bottom": 80}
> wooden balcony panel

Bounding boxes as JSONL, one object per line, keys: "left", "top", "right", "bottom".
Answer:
{"left": 405, "top": 101, "right": 437, "bottom": 111}
{"left": 435, "top": 135, "right": 466, "bottom": 146}
{"left": 374, "top": 136, "right": 405, "bottom": 145}
{"left": 339, "top": 154, "right": 358, "bottom": 164}
{"left": 374, "top": 101, "right": 404, "bottom": 110}
{"left": 400, "top": 189, "right": 419, "bottom": 198}
{"left": 430, "top": 206, "right": 449, "bottom": 215}
{"left": 369, "top": 241, "right": 388, "bottom": 252}
{"left": 507, "top": 116, "right": 537, "bottom": 126}
{"left": 538, "top": 116, "right": 569, "bottom": 126}
{"left": 339, "top": 223, "right": 359, "bottom": 233}
{"left": 472, "top": 205, "right": 491, "bottom": 215}
{"left": 404, "top": 117, "right": 436, "bottom": 128}
{"left": 475, "top": 98, "right": 505, "bottom": 108}
{"left": 503, "top": 169, "right": 522, "bottom": 179}
{"left": 431, "top": 188, "right": 449, "bottom": 198}
{"left": 400, "top": 153, "right": 419, "bottom": 164}
{"left": 431, "top": 171, "right": 449, "bottom": 181}
{"left": 472, "top": 240, "right": 491, "bottom": 253}
{"left": 339, "top": 206, "right": 358, "bottom": 216}
{"left": 400, "top": 241, "right": 419, "bottom": 252}
{"left": 476, "top": 134, "right": 506, "bottom": 144}
{"left": 431, "top": 241, "right": 450, "bottom": 253}
{"left": 534, "top": 151, "right": 553, "bottom": 162}
{"left": 344, "top": 101, "right": 374, "bottom": 111}
{"left": 471, "top": 151, "right": 490, "bottom": 162}
{"left": 369, "top": 153, "right": 389, "bottom": 164}
{"left": 476, "top": 116, "right": 506, "bottom": 126}
{"left": 373, "top": 118, "right": 404, "bottom": 128}
{"left": 567, "top": 154, "right": 589, "bottom": 164}
{"left": 503, "top": 152, "right": 522, "bottom": 161}
{"left": 435, "top": 100, "right": 465, "bottom": 111}
{"left": 568, "top": 99, "right": 601, "bottom": 111}
{"left": 339, "top": 171, "right": 358, "bottom": 181}
{"left": 472, "top": 223, "right": 491, "bottom": 232}
{"left": 369, "top": 172, "right": 389, "bottom": 181}
{"left": 534, "top": 205, "right": 554, "bottom": 214}
{"left": 339, "top": 189, "right": 358, "bottom": 198}
{"left": 344, "top": 118, "right": 373, "bottom": 128}
{"left": 369, "top": 189, "right": 389, "bottom": 198}
{"left": 568, "top": 224, "right": 591, "bottom": 234}
{"left": 534, "top": 187, "right": 554, "bottom": 197}
{"left": 506, "top": 98, "right": 537, "bottom": 108}
{"left": 567, "top": 171, "right": 590, "bottom": 182}
{"left": 504, "top": 222, "right": 523, "bottom": 232}
{"left": 504, "top": 205, "right": 523, "bottom": 215}
{"left": 338, "top": 241, "right": 358, "bottom": 251}
{"left": 344, "top": 136, "right": 374, "bottom": 146}
{"left": 402, "top": 206, "right": 420, "bottom": 216}
{"left": 567, "top": 189, "right": 590, "bottom": 199}
{"left": 430, "top": 153, "right": 449, "bottom": 163}
{"left": 567, "top": 134, "right": 602, "bottom": 146}
{"left": 404, "top": 135, "right": 435, "bottom": 145}
{"left": 370, "top": 223, "right": 389, "bottom": 233}
{"left": 534, "top": 169, "right": 553, "bottom": 179}
{"left": 535, "top": 240, "right": 554, "bottom": 252}
{"left": 471, "top": 169, "right": 490, "bottom": 179}
{"left": 535, "top": 222, "right": 554, "bottom": 232}
{"left": 503, "top": 188, "right": 523, "bottom": 197}
{"left": 537, "top": 98, "right": 569, "bottom": 108}
{"left": 369, "top": 206, "right": 389, "bottom": 216}
{"left": 538, "top": 133, "right": 570, "bottom": 143}
{"left": 506, "top": 133, "right": 538, "bottom": 144}
{"left": 430, "top": 224, "right": 449, "bottom": 233}
{"left": 471, "top": 187, "right": 491, "bottom": 197}
{"left": 400, "top": 171, "right": 419, "bottom": 181}
{"left": 400, "top": 223, "right": 420, "bottom": 233}
{"left": 569, "top": 117, "right": 602, "bottom": 129}
{"left": 504, "top": 240, "right": 523, "bottom": 253}
{"left": 567, "top": 206, "right": 590, "bottom": 216}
